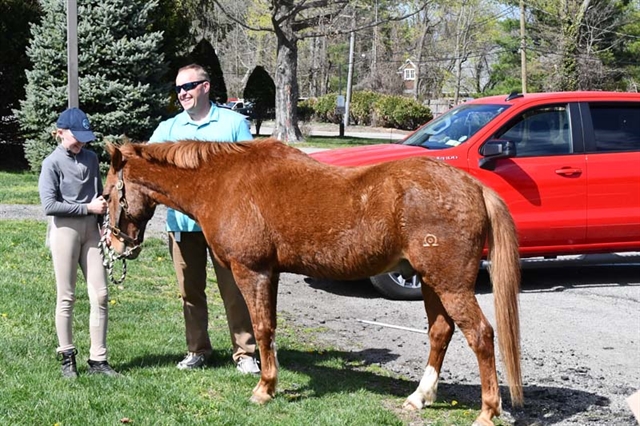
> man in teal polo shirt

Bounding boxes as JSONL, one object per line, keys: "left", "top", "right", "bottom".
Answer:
{"left": 149, "top": 63, "right": 259, "bottom": 374}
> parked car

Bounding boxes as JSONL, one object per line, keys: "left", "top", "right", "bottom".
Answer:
{"left": 310, "top": 91, "right": 640, "bottom": 300}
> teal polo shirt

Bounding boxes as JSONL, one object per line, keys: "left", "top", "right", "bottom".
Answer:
{"left": 148, "top": 102, "right": 253, "bottom": 232}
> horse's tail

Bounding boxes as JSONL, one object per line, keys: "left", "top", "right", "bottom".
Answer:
{"left": 483, "top": 186, "right": 523, "bottom": 407}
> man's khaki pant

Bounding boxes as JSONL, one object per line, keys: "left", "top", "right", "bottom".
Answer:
{"left": 168, "top": 231, "right": 256, "bottom": 362}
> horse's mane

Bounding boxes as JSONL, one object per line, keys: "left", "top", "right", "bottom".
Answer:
{"left": 127, "top": 139, "right": 279, "bottom": 169}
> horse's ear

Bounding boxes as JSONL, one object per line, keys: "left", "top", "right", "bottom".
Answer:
{"left": 106, "top": 142, "right": 124, "bottom": 169}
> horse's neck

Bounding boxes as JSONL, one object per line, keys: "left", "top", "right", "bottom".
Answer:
{"left": 138, "top": 162, "right": 220, "bottom": 218}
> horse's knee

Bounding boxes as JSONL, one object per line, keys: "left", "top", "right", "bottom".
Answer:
{"left": 429, "top": 318, "right": 454, "bottom": 348}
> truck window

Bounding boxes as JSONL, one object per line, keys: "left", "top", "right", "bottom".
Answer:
{"left": 496, "top": 105, "right": 572, "bottom": 157}
{"left": 589, "top": 104, "right": 640, "bottom": 152}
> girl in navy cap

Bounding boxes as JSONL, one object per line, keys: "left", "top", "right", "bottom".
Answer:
{"left": 38, "top": 107, "right": 118, "bottom": 378}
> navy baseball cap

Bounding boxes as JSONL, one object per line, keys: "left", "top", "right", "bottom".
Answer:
{"left": 56, "top": 107, "right": 96, "bottom": 143}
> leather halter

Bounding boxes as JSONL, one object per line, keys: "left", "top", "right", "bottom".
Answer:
{"left": 108, "top": 169, "right": 141, "bottom": 252}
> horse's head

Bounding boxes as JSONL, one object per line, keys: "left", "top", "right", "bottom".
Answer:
{"left": 102, "top": 142, "right": 157, "bottom": 260}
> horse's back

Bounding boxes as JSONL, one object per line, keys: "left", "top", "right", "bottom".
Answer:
{"left": 231, "top": 148, "right": 490, "bottom": 279}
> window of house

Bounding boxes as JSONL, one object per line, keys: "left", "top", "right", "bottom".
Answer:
{"left": 404, "top": 68, "right": 415, "bottom": 80}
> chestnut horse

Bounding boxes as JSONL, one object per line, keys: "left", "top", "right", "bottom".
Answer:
{"left": 103, "top": 138, "right": 522, "bottom": 425}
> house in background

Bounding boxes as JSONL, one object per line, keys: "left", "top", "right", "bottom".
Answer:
{"left": 398, "top": 58, "right": 417, "bottom": 96}
{"left": 397, "top": 57, "right": 477, "bottom": 116}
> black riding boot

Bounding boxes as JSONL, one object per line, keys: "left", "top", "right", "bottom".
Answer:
{"left": 58, "top": 349, "right": 78, "bottom": 378}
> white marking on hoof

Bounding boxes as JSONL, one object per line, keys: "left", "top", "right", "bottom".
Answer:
{"left": 403, "top": 365, "right": 439, "bottom": 410}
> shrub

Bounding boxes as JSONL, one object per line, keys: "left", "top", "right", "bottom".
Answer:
{"left": 312, "top": 93, "right": 342, "bottom": 124}
{"left": 297, "top": 98, "right": 316, "bottom": 122}
{"left": 349, "top": 91, "right": 378, "bottom": 126}
{"left": 373, "top": 95, "right": 432, "bottom": 130}
{"left": 299, "top": 92, "right": 432, "bottom": 130}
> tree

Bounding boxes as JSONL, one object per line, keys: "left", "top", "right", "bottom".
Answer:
{"left": 185, "top": 38, "right": 228, "bottom": 104}
{"left": 516, "top": 0, "right": 638, "bottom": 91}
{"left": 213, "top": 0, "right": 427, "bottom": 143}
{"left": 0, "top": 0, "right": 41, "bottom": 152}
{"left": 150, "top": 0, "right": 196, "bottom": 114}
{"left": 17, "top": 0, "right": 168, "bottom": 171}
{"left": 243, "top": 65, "right": 276, "bottom": 135}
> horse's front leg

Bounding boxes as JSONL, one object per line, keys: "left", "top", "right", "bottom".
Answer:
{"left": 231, "top": 264, "right": 280, "bottom": 404}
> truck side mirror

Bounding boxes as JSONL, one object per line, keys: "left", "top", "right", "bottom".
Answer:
{"left": 479, "top": 140, "right": 516, "bottom": 170}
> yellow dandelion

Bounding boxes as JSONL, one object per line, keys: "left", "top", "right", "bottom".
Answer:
{"left": 110, "top": 300, "right": 117, "bottom": 305}
{"left": 452, "top": 400, "right": 458, "bottom": 406}
{"left": 1, "top": 313, "right": 7, "bottom": 318}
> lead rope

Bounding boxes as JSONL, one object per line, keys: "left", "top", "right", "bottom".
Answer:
{"left": 99, "top": 208, "right": 128, "bottom": 285}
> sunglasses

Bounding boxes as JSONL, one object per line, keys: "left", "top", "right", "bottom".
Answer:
{"left": 174, "top": 80, "right": 208, "bottom": 93}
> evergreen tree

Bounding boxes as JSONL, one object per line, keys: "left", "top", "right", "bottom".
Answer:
{"left": 17, "top": 0, "right": 168, "bottom": 172}
{"left": 0, "top": 0, "right": 41, "bottom": 133}
{"left": 243, "top": 66, "right": 276, "bottom": 135}
{"left": 0, "top": 0, "right": 41, "bottom": 170}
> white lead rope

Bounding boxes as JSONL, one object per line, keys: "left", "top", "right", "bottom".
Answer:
{"left": 98, "top": 209, "right": 128, "bottom": 285}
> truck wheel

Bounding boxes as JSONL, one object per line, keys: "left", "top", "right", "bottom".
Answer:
{"left": 370, "top": 272, "right": 423, "bottom": 300}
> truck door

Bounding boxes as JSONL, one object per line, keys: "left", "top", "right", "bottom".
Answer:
{"left": 470, "top": 103, "right": 588, "bottom": 253}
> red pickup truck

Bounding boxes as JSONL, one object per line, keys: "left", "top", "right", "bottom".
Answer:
{"left": 311, "top": 91, "right": 640, "bottom": 299}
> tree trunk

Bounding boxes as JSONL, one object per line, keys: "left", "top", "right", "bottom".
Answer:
{"left": 272, "top": 10, "right": 303, "bottom": 143}
{"left": 560, "top": 0, "right": 591, "bottom": 91}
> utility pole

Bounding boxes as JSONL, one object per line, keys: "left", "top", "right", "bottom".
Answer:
{"left": 519, "top": 0, "right": 527, "bottom": 94}
{"left": 344, "top": 28, "right": 355, "bottom": 129}
{"left": 67, "top": 0, "right": 79, "bottom": 108}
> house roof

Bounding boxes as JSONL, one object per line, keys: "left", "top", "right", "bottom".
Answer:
{"left": 397, "top": 58, "right": 416, "bottom": 72}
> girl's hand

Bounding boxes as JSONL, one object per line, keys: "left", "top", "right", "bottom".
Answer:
{"left": 88, "top": 196, "right": 107, "bottom": 215}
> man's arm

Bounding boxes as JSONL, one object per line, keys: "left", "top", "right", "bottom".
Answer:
{"left": 235, "top": 117, "right": 253, "bottom": 142}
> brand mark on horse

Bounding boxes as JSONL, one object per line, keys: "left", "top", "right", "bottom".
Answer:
{"left": 423, "top": 234, "right": 439, "bottom": 247}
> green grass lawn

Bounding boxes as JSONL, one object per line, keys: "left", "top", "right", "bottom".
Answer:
{"left": 0, "top": 171, "right": 40, "bottom": 204}
{"left": 0, "top": 222, "right": 412, "bottom": 425}
{"left": 0, "top": 222, "right": 503, "bottom": 425}
{"left": 293, "top": 135, "right": 389, "bottom": 149}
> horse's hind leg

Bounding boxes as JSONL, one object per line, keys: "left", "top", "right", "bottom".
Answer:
{"left": 438, "top": 289, "right": 502, "bottom": 426}
{"left": 403, "top": 285, "right": 454, "bottom": 410}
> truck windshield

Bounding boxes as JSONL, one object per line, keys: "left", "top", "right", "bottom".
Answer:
{"left": 401, "top": 103, "right": 509, "bottom": 149}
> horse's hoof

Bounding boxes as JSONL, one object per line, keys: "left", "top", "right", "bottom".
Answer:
{"left": 402, "top": 398, "right": 421, "bottom": 411}
{"left": 472, "top": 419, "right": 494, "bottom": 426}
{"left": 250, "top": 392, "right": 272, "bottom": 405}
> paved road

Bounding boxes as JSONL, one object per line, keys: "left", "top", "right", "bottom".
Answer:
{"left": 254, "top": 123, "right": 410, "bottom": 141}
{"left": 276, "top": 263, "right": 640, "bottom": 425}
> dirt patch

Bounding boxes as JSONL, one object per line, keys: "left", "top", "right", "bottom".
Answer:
{"left": 276, "top": 269, "right": 640, "bottom": 425}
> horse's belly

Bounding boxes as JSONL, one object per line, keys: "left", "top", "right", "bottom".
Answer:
{"left": 278, "top": 246, "right": 403, "bottom": 281}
